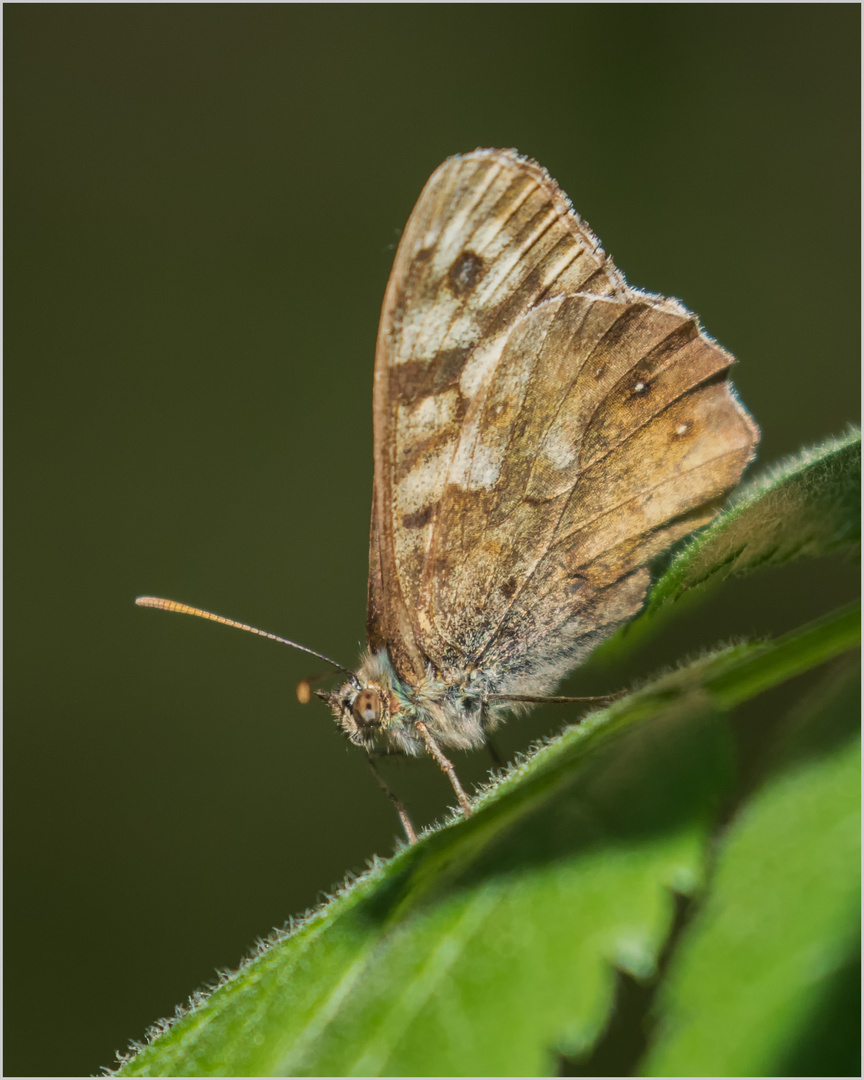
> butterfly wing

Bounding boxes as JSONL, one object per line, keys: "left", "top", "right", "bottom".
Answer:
{"left": 431, "top": 293, "right": 757, "bottom": 694}
{"left": 367, "top": 148, "right": 626, "bottom": 681}
{"left": 368, "top": 149, "right": 757, "bottom": 691}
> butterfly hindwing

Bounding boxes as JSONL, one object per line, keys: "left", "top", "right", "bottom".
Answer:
{"left": 475, "top": 299, "right": 756, "bottom": 691}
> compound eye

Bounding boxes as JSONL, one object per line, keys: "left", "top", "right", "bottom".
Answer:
{"left": 352, "top": 688, "right": 381, "bottom": 727}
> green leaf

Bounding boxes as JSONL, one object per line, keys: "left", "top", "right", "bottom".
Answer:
{"left": 116, "top": 605, "right": 859, "bottom": 1078}
{"left": 642, "top": 662, "right": 861, "bottom": 1078}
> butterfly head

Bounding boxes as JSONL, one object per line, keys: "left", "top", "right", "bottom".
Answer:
{"left": 317, "top": 678, "right": 393, "bottom": 749}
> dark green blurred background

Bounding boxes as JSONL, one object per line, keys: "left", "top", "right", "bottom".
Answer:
{"left": 5, "top": 6, "right": 859, "bottom": 1076}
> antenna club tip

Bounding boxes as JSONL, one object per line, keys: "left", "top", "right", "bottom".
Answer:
{"left": 135, "top": 596, "right": 161, "bottom": 608}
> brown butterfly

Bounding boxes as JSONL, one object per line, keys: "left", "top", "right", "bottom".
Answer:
{"left": 138, "top": 148, "right": 758, "bottom": 843}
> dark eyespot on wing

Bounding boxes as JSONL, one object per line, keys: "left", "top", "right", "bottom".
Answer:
{"left": 447, "top": 251, "right": 484, "bottom": 296}
{"left": 402, "top": 504, "right": 437, "bottom": 530}
{"left": 501, "top": 576, "right": 518, "bottom": 599}
{"left": 389, "top": 348, "right": 471, "bottom": 408}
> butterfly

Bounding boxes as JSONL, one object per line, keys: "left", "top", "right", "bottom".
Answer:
{"left": 138, "top": 148, "right": 758, "bottom": 843}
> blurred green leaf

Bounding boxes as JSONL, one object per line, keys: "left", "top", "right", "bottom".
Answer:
{"left": 116, "top": 604, "right": 859, "bottom": 1077}
{"left": 642, "top": 663, "right": 861, "bottom": 1078}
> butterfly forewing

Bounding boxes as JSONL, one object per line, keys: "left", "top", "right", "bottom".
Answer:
{"left": 368, "top": 148, "right": 758, "bottom": 694}
{"left": 369, "top": 149, "right": 625, "bottom": 681}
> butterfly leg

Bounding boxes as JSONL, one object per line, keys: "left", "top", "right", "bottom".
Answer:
{"left": 485, "top": 691, "right": 627, "bottom": 706}
{"left": 414, "top": 721, "right": 472, "bottom": 816}
{"left": 483, "top": 730, "right": 505, "bottom": 770}
{"left": 365, "top": 754, "right": 418, "bottom": 844}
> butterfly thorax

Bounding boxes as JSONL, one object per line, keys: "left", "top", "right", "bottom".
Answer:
{"left": 321, "top": 648, "right": 507, "bottom": 756}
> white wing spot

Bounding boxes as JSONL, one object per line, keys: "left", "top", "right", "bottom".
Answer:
{"left": 459, "top": 336, "right": 507, "bottom": 401}
{"left": 467, "top": 440, "right": 503, "bottom": 489}
{"left": 408, "top": 389, "right": 460, "bottom": 437}
{"left": 542, "top": 425, "right": 578, "bottom": 470}
{"left": 399, "top": 446, "right": 451, "bottom": 513}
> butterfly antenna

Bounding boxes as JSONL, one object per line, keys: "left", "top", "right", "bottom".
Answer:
{"left": 135, "top": 596, "right": 359, "bottom": 684}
